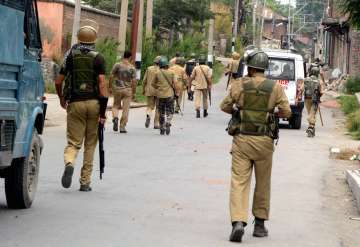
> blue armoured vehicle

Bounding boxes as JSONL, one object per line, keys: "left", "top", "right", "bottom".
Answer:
{"left": 0, "top": 0, "right": 46, "bottom": 208}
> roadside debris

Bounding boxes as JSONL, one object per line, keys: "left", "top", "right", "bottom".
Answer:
{"left": 330, "top": 147, "right": 360, "bottom": 161}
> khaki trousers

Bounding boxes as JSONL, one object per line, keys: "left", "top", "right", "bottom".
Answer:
{"left": 64, "top": 100, "right": 99, "bottom": 185}
{"left": 194, "top": 89, "right": 208, "bottom": 110}
{"left": 230, "top": 135, "right": 274, "bottom": 224}
{"left": 305, "top": 98, "right": 317, "bottom": 126}
{"left": 175, "top": 89, "right": 185, "bottom": 112}
{"left": 112, "top": 88, "right": 132, "bottom": 129}
{"left": 146, "top": 96, "right": 160, "bottom": 127}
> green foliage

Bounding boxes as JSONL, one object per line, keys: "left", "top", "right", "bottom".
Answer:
{"left": 45, "top": 81, "right": 56, "bottom": 94}
{"left": 340, "top": 0, "right": 360, "bottom": 29}
{"left": 212, "top": 61, "right": 225, "bottom": 84}
{"left": 338, "top": 95, "right": 359, "bottom": 115}
{"left": 344, "top": 76, "right": 360, "bottom": 94}
{"left": 95, "top": 38, "right": 119, "bottom": 77}
{"left": 347, "top": 109, "right": 360, "bottom": 139}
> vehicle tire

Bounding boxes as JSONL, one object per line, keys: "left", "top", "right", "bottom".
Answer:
{"left": 290, "top": 113, "right": 302, "bottom": 130}
{"left": 5, "top": 130, "right": 41, "bottom": 209}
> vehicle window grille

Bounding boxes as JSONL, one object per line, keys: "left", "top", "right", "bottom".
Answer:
{"left": 0, "top": 120, "right": 16, "bottom": 152}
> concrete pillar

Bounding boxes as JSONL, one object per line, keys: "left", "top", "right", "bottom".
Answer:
{"left": 118, "top": 0, "right": 129, "bottom": 56}
{"left": 71, "top": 0, "right": 81, "bottom": 46}
{"left": 136, "top": 0, "right": 144, "bottom": 80}
{"left": 207, "top": 19, "right": 215, "bottom": 68}
{"left": 145, "top": 0, "right": 153, "bottom": 38}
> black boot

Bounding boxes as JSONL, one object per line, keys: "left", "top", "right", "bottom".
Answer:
{"left": 253, "top": 218, "right": 268, "bottom": 237}
{"left": 306, "top": 126, "right": 315, "bottom": 138}
{"left": 145, "top": 115, "right": 150, "bottom": 128}
{"left": 61, "top": 164, "right": 74, "bottom": 189}
{"left": 203, "top": 109, "right": 208, "bottom": 118}
{"left": 165, "top": 123, "right": 171, "bottom": 135}
{"left": 229, "top": 221, "right": 245, "bottom": 242}
{"left": 196, "top": 109, "right": 200, "bottom": 118}
{"left": 112, "top": 117, "right": 119, "bottom": 132}
{"left": 79, "top": 184, "right": 92, "bottom": 192}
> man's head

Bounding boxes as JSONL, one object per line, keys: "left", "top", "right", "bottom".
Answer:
{"left": 77, "top": 26, "right": 97, "bottom": 44}
{"left": 232, "top": 52, "right": 240, "bottom": 60}
{"left": 175, "top": 52, "right": 181, "bottom": 57}
{"left": 283, "top": 64, "right": 290, "bottom": 72}
{"left": 123, "top": 50, "right": 132, "bottom": 60}
{"left": 175, "top": 57, "right": 186, "bottom": 66}
{"left": 310, "top": 66, "right": 320, "bottom": 77}
{"left": 159, "top": 56, "right": 169, "bottom": 69}
{"left": 154, "top": 56, "right": 162, "bottom": 65}
{"left": 245, "top": 50, "right": 269, "bottom": 76}
{"left": 190, "top": 53, "right": 197, "bottom": 59}
{"left": 199, "top": 55, "right": 206, "bottom": 65}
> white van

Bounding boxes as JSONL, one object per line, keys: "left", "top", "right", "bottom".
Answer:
{"left": 239, "top": 49, "right": 305, "bottom": 129}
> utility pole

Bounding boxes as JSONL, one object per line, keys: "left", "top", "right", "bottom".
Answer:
{"left": 118, "top": 0, "right": 129, "bottom": 56}
{"left": 145, "top": 0, "right": 153, "bottom": 38}
{"left": 259, "top": 0, "right": 267, "bottom": 46}
{"left": 71, "top": 0, "right": 81, "bottom": 46}
{"left": 207, "top": 18, "right": 215, "bottom": 68}
{"left": 252, "top": 0, "right": 257, "bottom": 46}
{"left": 130, "top": 0, "right": 144, "bottom": 81}
{"left": 232, "top": 0, "right": 240, "bottom": 52}
{"left": 287, "top": 0, "right": 291, "bottom": 48}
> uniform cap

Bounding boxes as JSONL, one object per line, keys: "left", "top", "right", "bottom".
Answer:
{"left": 175, "top": 57, "right": 186, "bottom": 65}
{"left": 77, "top": 26, "right": 97, "bottom": 44}
{"left": 154, "top": 56, "right": 162, "bottom": 64}
{"left": 245, "top": 50, "right": 269, "bottom": 70}
{"left": 199, "top": 55, "right": 206, "bottom": 64}
{"left": 159, "top": 56, "right": 169, "bottom": 68}
{"left": 310, "top": 67, "right": 320, "bottom": 76}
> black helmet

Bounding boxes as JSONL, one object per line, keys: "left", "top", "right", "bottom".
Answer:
{"left": 244, "top": 50, "right": 269, "bottom": 70}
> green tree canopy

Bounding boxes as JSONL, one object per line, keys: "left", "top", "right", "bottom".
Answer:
{"left": 340, "top": 0, "right": 360, "bottom": 29}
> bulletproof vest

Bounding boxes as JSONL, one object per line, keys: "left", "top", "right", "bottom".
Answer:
{"left": 69, "top": 48, "right": 99, "bottom": 101}
{"left": 239, "top": 79, "right": 276, "bottom": 136}
{"left": 185, "top": 61, "right": 195, "bottom": 77}
{"left": 304, "top": 76, "right": 320, "bottom": 98}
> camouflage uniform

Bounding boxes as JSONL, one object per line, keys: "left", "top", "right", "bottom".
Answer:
{"left": 169, "top": 62, "right": 188, "bottom": 112}
{"left": 110, "top": 60, "right": 136, "bottom": 132}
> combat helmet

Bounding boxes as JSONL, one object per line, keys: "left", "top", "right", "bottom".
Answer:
{"left": 199, "top": 55, "right": 207, "bottom": 65}
{"left": 244, "top": 50, "right": 269, "bottom": 70}
{"left": 77, "top": 26, "right": 97, "bottom": 44}
{"left": 176, "top": 57, "right": 186, "bottom": 66}
{"left": 154, "top": 56, "right": 162, "bottom": 65}
{"left": 190, "top": 53, "right": 197, "bottom": 59}
{"left": 159, "top": 56, "right": 169, "bottom": 68}
{"left": 310, "top": 66, "right": 320, "bottom": 76}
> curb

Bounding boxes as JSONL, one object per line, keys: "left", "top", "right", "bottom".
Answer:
{"left": 346, "top": 169, "right": 360, "bottom": 213}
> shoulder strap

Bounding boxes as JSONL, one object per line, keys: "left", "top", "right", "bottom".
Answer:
{"left": 199, "top": 65, "right": 210, "bottom": 85}
{"left": 160, "top": 69, "right": 175, "bottom": 90}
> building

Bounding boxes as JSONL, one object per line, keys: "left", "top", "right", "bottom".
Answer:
{"left": 38, "top": 0, "right": 128, "bottom": 58}
{"left": 260, "top": 6, "right": 288, "bottom": 41}
{"left": 321, "top": 0, "right": 360, "bottom": 76}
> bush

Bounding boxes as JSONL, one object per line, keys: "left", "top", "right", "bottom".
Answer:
{"left": 338, "top": 95, "right": 359, "bottom": 115}
{"left": 344, "top": 76, "right": 360, "bottom": 94}
{"left": 95, "top": 38, "right": 119, "bottom": 77}
{"left": 347, "top": 109, "right": 360, "bottom": 139}
{"left": 212, "top": 61, "right": 225, "bottom": 84}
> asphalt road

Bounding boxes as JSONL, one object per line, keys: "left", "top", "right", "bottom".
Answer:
{"left": 1, "top": 76, "right": 360, "bottom": 247}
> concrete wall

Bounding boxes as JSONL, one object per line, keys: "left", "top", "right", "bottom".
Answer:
{"left": 350, "top": 29, "right": 360, "bottom": 77}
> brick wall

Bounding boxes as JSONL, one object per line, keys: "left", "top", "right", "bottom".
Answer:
{"left": 350, "top": 29, "right": 360, "bottom": 77}
{"left": 62, "top": 4, "right": 121, "bottom": 52}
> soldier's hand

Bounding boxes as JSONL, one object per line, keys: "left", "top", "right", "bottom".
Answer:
{"left": 99, "top": 117, "right": 106, "bottom": 125}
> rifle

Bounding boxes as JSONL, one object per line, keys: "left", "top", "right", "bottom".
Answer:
{"left": 98, "top": 97, "right": 108, "bottom": 180}
{"left": 226, "top": 72, "right": 232, "bottom": 90}
{"left": 208, "top": 88, "right": 212, "bottom": 106}
{"left": 313, "top": 88, "right": 324, "bottom": 127}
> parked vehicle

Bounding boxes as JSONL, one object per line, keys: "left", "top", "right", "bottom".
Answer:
{"left": 239, "top": 49, "right": 305, "bottom": 129}
{"left": 0, "top": 0, "right": 46, "bottom": 208}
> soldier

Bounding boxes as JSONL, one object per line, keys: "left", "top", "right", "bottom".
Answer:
{"left": 151, "top": 57, "right": 179, "bottom": 135}
{"left": 109, "top": 51, "right": 136, "bottom": 134}
{"left": 185, "top": 53, "right": 197, "bottom": 101}
{"left": 225, "top": 52, "right": 242, "bottom": 90}
{"left": 55, "top": 25, "right": 108, "bottom": 192}
{"left": 304, "top": 67, "right": 324, "bottom": 137}
{"left": 169, "top": 51, "right": 181, "bottom": 67}
{"left": 143, "top": 56, "right": 161, "bottom": 129}
{"left": 169, "top": 57, "right": 188, "bottom": 113}
{"left": 189, "top": 55, "right": 212, "bottom": 118}
{"left": 220, "top": 51, "right": 291, "bottom": 242}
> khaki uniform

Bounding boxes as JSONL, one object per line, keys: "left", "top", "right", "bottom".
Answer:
{"left": 305, "top": 75, "right": 325, "bottom": 127}
{"left": 169, "top": 64, "right": 188, "bottom": 111}
{"left": 64, "top": 100, "right": 99, "bottom": 185}
{"left": 143, "top": 65, "right": 160, "bottom": 127}
{"left": 191, "top": 64, "right": 212, "bottom": 110}
{"left": 220, "top": 72, "right": 291, "bottom": 224}
{"left": 169, "top": 57, "right": 178, "bottom": 67}
{"left": 110, "top": 60, "right": 136, "bottom": 130}
{"left": 151, "top": 69, "right": 177, "bottom": 129}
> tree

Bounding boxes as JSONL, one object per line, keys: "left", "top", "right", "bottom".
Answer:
{"left": 340, "top": 0, "right": 360, "bottom": 29}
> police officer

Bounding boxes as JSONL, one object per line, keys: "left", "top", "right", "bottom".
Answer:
{"left": 109, "top": 51, "right": 136, "bottom": 134}
{"left": 189, "top": 55, "right": 212, "bottom": 118}
{"left": 225, "top": 52, "right": 241, "bottom": 77}
{"left": 169, "top": 57, "right": 188, "bottom": 113}
{"left": 55, "top": 25, "right": 108, "bottom": 192}
{"left": 304, "top": 66, "right": 324, "bottom": 137}
{"left": 151, "top": 57, "right": 179, "bottom": 135}
{"left": 185, "top": 53, "right": 197, "bottom": 101}
{"left": 143, "top": 56, "right": 161, "bottom": 129}
{"left": 169, "top": 51, "right": 181, "bottom": 67}
{"left": 220, "top": 51, "right": 291, "bottom": 242}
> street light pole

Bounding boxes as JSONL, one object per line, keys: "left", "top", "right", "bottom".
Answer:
{"left": 232, "top": 0, "right": 239, "bottom": 52}
{"left": 71, "top": 0, "right": 81, "bottom": 46}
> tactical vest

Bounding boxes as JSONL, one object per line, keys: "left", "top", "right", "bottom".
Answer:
{"left": 239, "top": 79, "right": 276, "bottom": 136}
{"left": 185, "top": 61, "right": 195, "bottom": 77}
{"left": 304, "top": 76, "right": 320, "bottom": 98}
{"left": 67, "top": 48, "right": 99, "bottom": 101}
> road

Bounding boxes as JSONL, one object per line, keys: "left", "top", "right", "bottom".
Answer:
{"left": 1, "top": 76, "right": 360, "bottom": 247}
